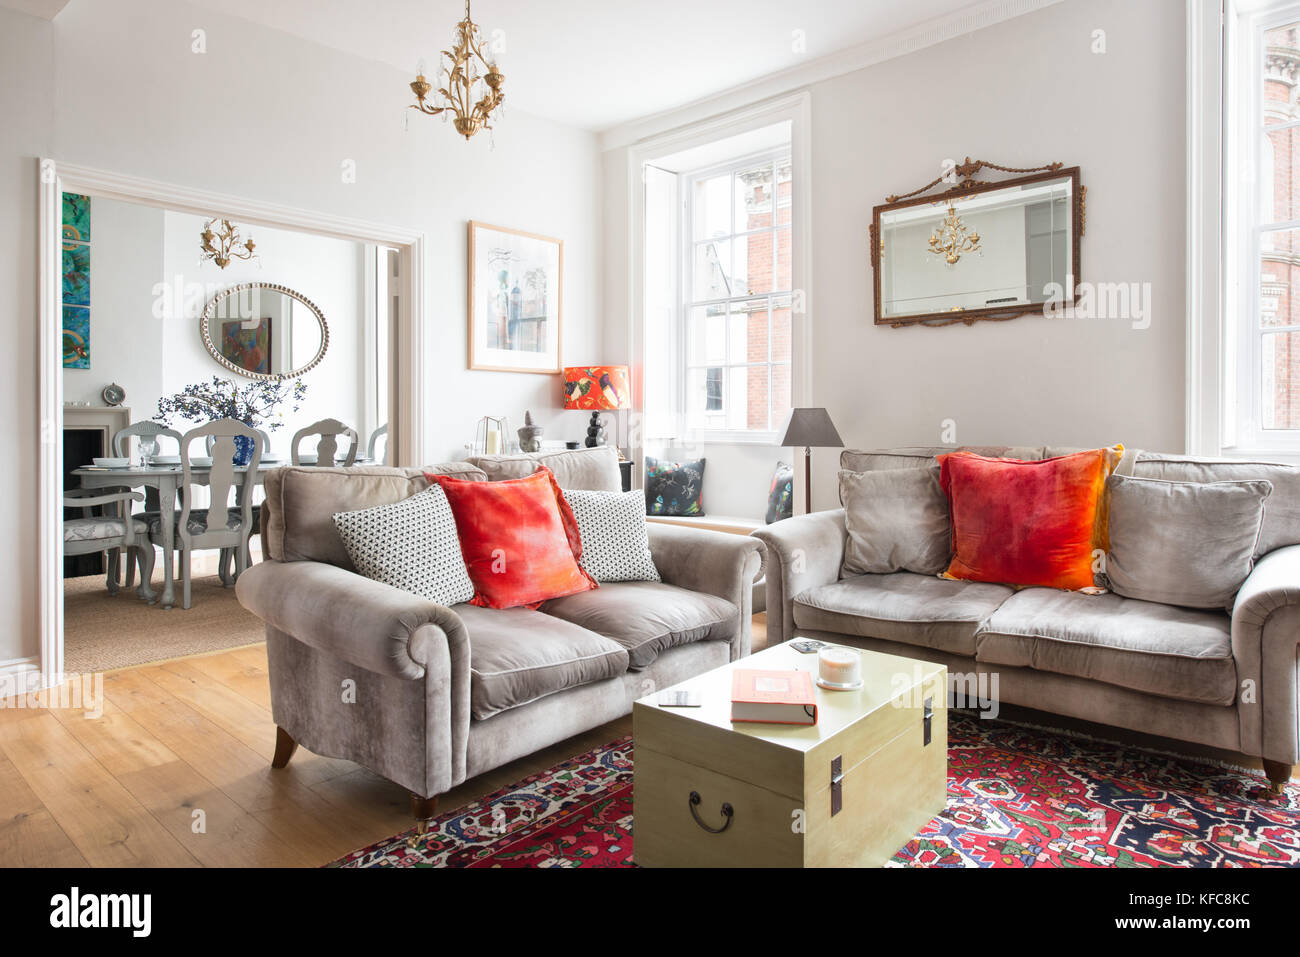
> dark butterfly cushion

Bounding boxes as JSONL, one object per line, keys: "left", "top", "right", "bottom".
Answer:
{"left": 765, "top": 461, "right": 793, "bottom": 524}
{"left": 644, "top": 456, "right": 706, "bottom": 516}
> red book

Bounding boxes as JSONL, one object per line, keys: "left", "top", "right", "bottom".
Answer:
{"left": 730, "top": 669, "right": 818, "bottom": 725}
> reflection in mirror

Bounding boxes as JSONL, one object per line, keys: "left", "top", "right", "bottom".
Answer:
{"left": 200, "top": 283, "right": 328, "bottom": 380}
{"left": 873, "top": 166, "right": 1082, "bottom": 327}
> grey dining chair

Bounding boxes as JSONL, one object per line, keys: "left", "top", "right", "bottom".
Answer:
{"left": 113, "top": 420, "right": 184, "bottom": 591}
{"left": 367, "top": 423, "right": 388, "bottom": 464}
{"left": 64, "top": 488, "right": 156, "bottom": 602}
{"left": 147, "top": 418, "right": 261, "bottom": 610}
{"left": 208, "top": 427, "right": 271, "bottom": 581}
{"left": 291, "top": 418, "right": 359, "bottom": 466}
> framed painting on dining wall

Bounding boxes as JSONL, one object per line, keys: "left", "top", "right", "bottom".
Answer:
{"left": 467, "top": 220, "right": 563, "bottom": 373}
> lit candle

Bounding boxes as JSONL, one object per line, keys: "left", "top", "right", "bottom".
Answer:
{"left": 817, "top": 647, "right": 863, "bottom": 691}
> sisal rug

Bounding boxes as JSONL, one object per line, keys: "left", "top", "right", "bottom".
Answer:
{"left": 63, "top": 571, "right": 264, "bottom": 673}
{"left": 330, "top": 711, "right": 1300, "bottom": 868}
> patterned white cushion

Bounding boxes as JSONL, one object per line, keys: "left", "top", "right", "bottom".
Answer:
{"left": 562, "top": 489, "right": 661, "bottom": 583}
{"left": 333, "top": 485, "right": 474, "bottom": 606}
{"left": 63, "top": 517, "right": 148, "bottom": 543}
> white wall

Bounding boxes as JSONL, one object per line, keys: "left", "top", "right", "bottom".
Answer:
{"left": 2, "top": 0, "right": 603, "bottom": 665}
{"left": 62, "top": 197, "right": 165, "bottom": 409}
{"left": 604, "top": 0, "right": 1186, "bottom": 517}
{"left": 159, "top": 210, "right": 369, "bottom": 456}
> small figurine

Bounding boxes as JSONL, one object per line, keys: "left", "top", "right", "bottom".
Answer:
{"left": 517, "top": 410, "right": 543, "bottom": 453}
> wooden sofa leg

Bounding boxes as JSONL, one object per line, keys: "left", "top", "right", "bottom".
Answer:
{"left": 271, "top": 726, "right": 298, "bottom": 769}
{"left": 1262, "top": 759, "right": 1293, "bottom": 794}
{"left": 410, "top": 793, "right": 438, "bottom": 839}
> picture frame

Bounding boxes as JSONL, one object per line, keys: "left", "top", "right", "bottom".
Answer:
{"left": 220, "top": 316, "right": 272, "bottom": 376}
{"left": 467, "top": 220, "right": 563, "bottom": 373}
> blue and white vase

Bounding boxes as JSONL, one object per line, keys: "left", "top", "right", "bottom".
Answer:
{"left": 231, "top": 434, "right": 256, "bottom": 467}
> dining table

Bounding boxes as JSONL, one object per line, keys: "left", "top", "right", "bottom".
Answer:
{"left": 71, "top": 460, "right": 280, "bottom": 610}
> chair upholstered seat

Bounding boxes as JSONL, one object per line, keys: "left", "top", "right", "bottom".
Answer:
{"left": 975, "top": 588, "right": 1237, "bottom": 706}
{"left": 540, "top": 581, "right": 737, "bottom": 670}
{"left": 793, "top": 572, "right": 1016, "bottom": 656}
{"left": 147, "top": 509, "right": 244, "bottom": 536}
{"left": 64, "top": 516, "right": 149, "bottom": 543}
{"left": 454, "top": 604, "right": 630, "bottom": 720}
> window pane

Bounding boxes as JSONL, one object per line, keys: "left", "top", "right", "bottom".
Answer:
{"left": 1264, "top": 24, "right": 1300, "bottom": 128}
{"left": 1262, "top": 331, "right": 1300, "bottom": 429}
{"left": 735, "top": 231, "right": 775, "bottom": 295}
{"left": 687, "top": 305, "right": 726, "bottom": 364}
{"left": 705, "top": 367, "right": 724, "bottom": 411}
{"left": 772, "top": 296, "right": 792, "bottom": 362}
{"left": 693, "top": 174, "right": 731, "bottom": 241}
{"left": 772, "top": 363, "right": 792, "bottom": 426}
{"left": 1260, "top": 227, "right": 1300, "bottom": 327}
{"left": 735, "top": 162, "right": 774, "bottom": 233}
{"left": 731, "top": 365, "right": 768, "bottom": 432}
{"left": 686, "top": 367, "right": 724, "bottom": 429}
{"left": 693, "top": 239, "right": 733, "bottom": 301}
{"left": 775, "top": 226, "right": 792, "bottom": 291}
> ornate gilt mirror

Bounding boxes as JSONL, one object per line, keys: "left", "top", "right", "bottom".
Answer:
{"left": 870, "top": 159, "right": 1084, "bottom": 327}
{"left": 199, "top": 282, "right": 329, "bottom": 380}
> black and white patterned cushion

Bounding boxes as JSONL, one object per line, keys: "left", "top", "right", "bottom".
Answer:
{"left": 563, "top": 489, "right": 661, "bottom": 583}
{"left": 333, "top": 485, "right": 474, "bottom": 606}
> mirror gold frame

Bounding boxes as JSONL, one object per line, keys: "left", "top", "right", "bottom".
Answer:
{"left": 199, "top": 281, "right": 329, "bottom": 380}
{"left": 870, "top": 159, "right": 1085, "bottom": 328}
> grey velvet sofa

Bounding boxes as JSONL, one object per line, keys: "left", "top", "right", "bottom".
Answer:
{"left": 753, "top": 445, "right": 1300, "bottom": 793}
{"left": 235, "top": 447, "right": 765, "bottom": 825}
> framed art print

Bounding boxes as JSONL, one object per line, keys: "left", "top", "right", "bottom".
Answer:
{"left": 468, "top": 220, "right": 563, "bottom": 373}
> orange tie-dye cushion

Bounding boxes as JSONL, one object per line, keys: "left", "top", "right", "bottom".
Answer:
{"left": 428, "top": 466, "right": 597, "bottom": 609}
{"left": 937, "top": 446, "right": 1123, "bottom": 592}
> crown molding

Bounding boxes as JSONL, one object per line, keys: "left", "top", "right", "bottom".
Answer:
{"left": 599, "top": 0, "right": 1064, "bottom": 151}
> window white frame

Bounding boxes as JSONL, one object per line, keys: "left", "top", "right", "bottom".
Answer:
{"left": 678, "top": 147, "right": 793, "bottom": 440}
{"left": 625, "top": 91, "right": 813, "bottom": 467}
{"left": 1229, "top": 0, "right": 1300, "bottom": 453}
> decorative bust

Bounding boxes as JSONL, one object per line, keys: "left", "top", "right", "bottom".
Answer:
{"left": 517, "top": 410, "right": 543, "bottom": 453}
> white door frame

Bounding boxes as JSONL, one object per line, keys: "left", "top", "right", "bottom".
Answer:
{"left": 38, "top": 158, "right": 426, "bottom": 688}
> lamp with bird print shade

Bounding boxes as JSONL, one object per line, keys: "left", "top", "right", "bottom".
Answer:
{"left": 563, "top": 365, "right": 631, "bottom": 456}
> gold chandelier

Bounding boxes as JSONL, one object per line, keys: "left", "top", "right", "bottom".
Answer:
{"left": 409, "top": 0, "right": 505, "bottom": 141}
{"left": 199, "top": 219, "right": 257, "bottom": 270}
{"left": 927, "top": 205, "right": 981, "bottom": 265}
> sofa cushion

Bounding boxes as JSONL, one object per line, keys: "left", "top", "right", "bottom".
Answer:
{"left": 432, "top": 467, "right": 596, "bottom": 609}
{"left": 938, "top": 447, "right": 1121, "bottom": 592}
{"left": 1130, "top": 452, "right": 1300, "bottom": 557}
{"left": 792, "top": 572, "right": 1015, "bottom": 656}
{"left": 540, "top": 581, "right": 736, "bottom": 669}
{"left": 561, "top": 488, "right": 661, "bottom": 583}
{"left": 468, "top": 446, "right": 621, "bottom": 491}
{"left": 332, "top": 485, "right": 474, "bottom": 607}
{"left": 839, "top": 465, "right": 950, "bottom": 576}
{"left": 455, "top": 604, "right": 629, "bottom": 720}
{"left": 975, "top": 588, "right": 1236, "bottom": 706}
{"left": 1105, "top": 474, "right": 1271, "bottom": 609}
{"left": 263, "top": 462, "right": 485, "bottom": 566}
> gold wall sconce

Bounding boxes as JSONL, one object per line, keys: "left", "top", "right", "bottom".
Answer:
{"left": 200, "top": 219, "right": 257, "bottom": 270}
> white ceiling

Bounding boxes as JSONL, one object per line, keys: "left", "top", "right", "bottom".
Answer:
{"left": 180, "top": 0, "right": 1010, "bottom": 131}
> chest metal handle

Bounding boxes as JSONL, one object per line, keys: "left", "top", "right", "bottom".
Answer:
{"left": 688, "top": 790, "right": 734, "bottom": 833}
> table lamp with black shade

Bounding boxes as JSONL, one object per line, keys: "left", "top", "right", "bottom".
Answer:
{"left": 778, "top": 408, "right": 844, "bottom": 514}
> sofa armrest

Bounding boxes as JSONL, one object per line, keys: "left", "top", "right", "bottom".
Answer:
{"left": 647, "top": 523, "right": 765, "bottom": 660}
{"left": 751, "top": 509, "right": 847, "bottom": 646}
{"left": 235, "top": 559, "right": 469, "bottom": 681}
{"left": 1231, "top": 544, "right": 1300, "bottom": 764}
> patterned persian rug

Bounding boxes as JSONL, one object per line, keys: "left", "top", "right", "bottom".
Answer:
{"left": 330, "top": 711, "right": 1300, "bottom": 868}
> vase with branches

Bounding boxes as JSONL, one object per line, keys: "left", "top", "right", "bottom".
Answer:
{"left": 155, "top": 376, "right": 307, "bottom": 464}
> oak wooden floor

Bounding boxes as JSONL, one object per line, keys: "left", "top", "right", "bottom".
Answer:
{"left": 0, "top": 616, "right": 767, "bottom": 868}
